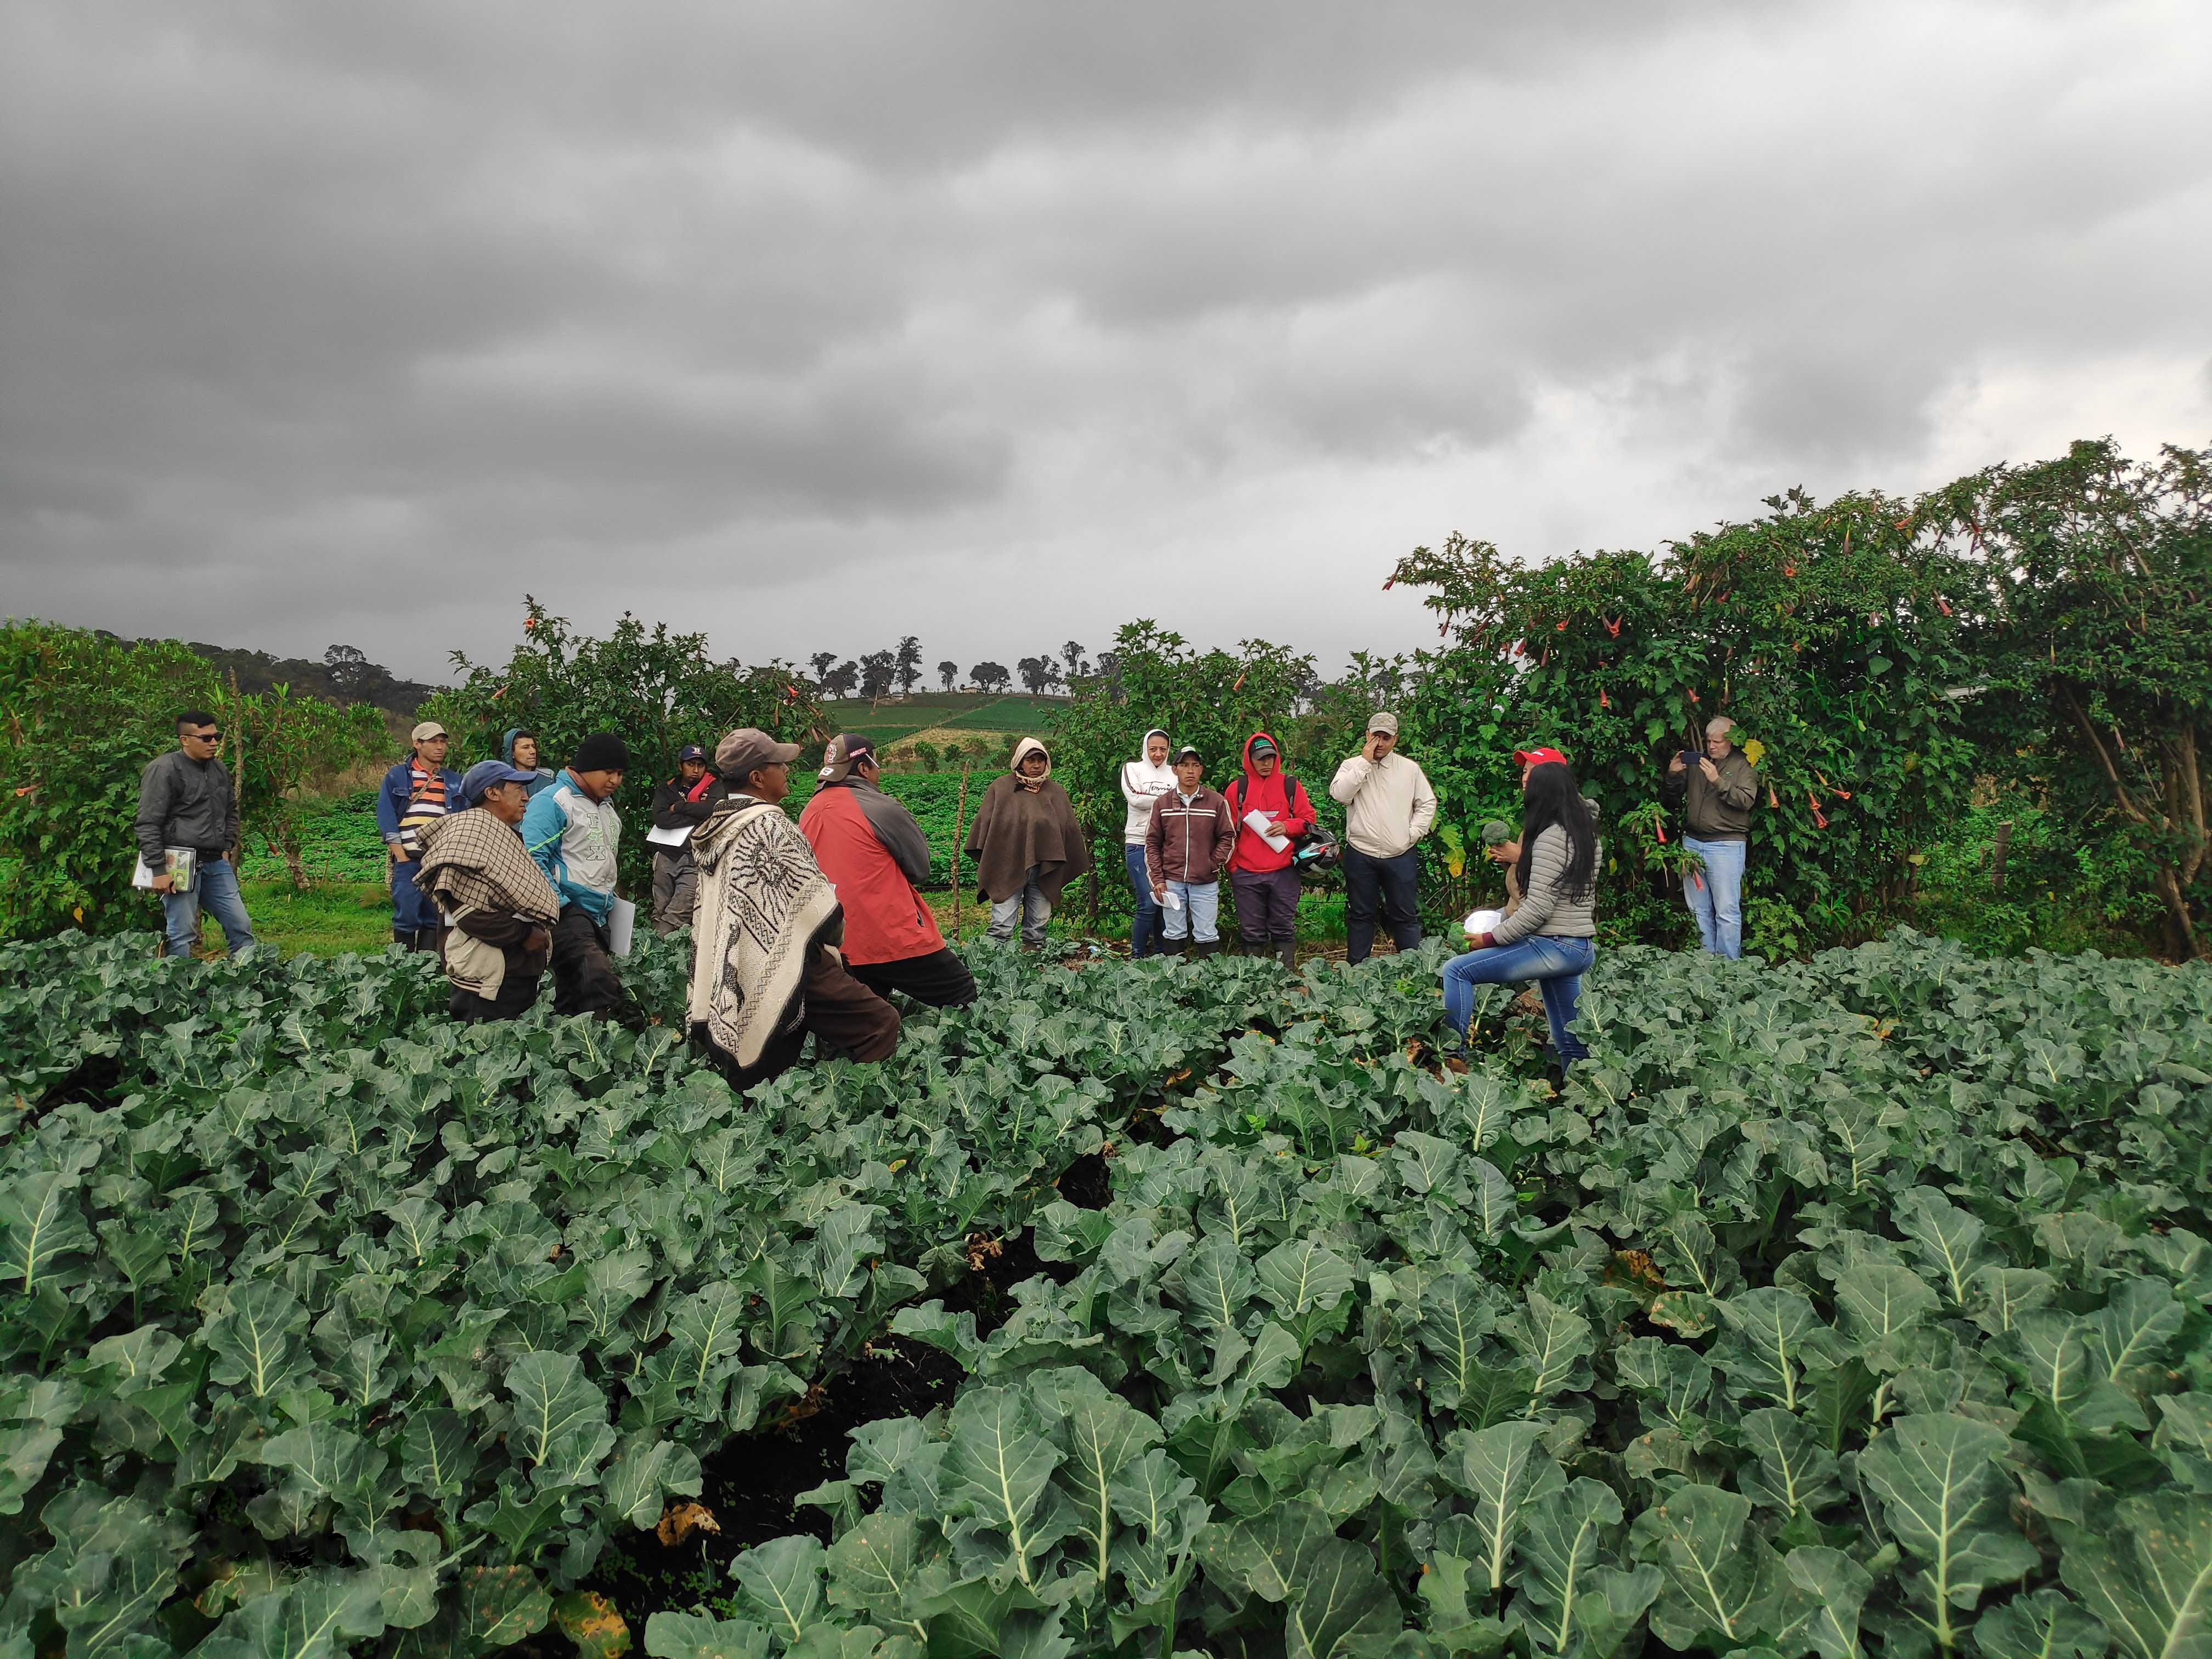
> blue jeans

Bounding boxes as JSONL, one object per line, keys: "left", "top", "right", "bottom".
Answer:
{"left": 161, "top": 856, "right": 255, "bottom": 958}
{"left": 1342, "top": 844, "right": 1422, "bottom": 963}
{"left": 1161, "top": 879, "right": 1220, "bottom": 944}
{"left": 390, "top": 854, "right": 441, "bottom": 940}
{"left": 989, "top": 867, "right": 1052, "bottom": 947}
{"left": 1681, "top": 836, "right": 1746, "bottom": 959}
{"left": 1125, "top": 843, "right": 1163, "bottom": 957}
{"left": 1442, "top": 934, "right": 1595, "bottom": 1060}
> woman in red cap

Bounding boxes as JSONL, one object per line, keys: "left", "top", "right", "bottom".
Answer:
{"left": 1441, "top": 751, "right": 1600, "bottom": 1070}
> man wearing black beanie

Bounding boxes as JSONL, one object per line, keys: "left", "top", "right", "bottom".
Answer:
{"left": 521, "top": 730, "right": 630, "bottom": 1015}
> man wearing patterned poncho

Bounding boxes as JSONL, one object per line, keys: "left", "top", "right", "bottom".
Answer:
{"left": 415, "top": 759, "right": 562, "bottom": 1022}
{"left": 687, "top": 727, "right": 902, "bottom": 1091}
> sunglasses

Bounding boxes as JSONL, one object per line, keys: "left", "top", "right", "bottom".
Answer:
{"left": 188, "top": 730, "right": 223, "bottom": 742}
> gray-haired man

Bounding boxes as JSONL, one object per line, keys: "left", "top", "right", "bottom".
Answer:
{"left": 1662, "top": 715, "right": 1760, "bottom": 958}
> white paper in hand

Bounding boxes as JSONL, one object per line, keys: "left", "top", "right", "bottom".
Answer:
{"left": 608, "top": 898, "right": 637, "bottom": 957}
{"left": 645, "top": 823, "right": 695, "bottom": 849}
{"left": 1464, "top": 907, "right": 1505, "bottom": 937}
{"left": 1242, "top": 809, "right": 1290, "bottom": 852}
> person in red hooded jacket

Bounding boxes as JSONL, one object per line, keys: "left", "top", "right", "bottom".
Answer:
{"left": 1224, "top": 732, "right": 1316, "bottom": 969}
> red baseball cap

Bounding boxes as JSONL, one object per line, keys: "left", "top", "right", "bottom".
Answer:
{"left": 1514, "top": 746, "right": 1570, "bottom": 768}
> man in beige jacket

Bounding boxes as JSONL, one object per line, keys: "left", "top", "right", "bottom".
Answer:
{"left": 1329, "top": 711, "right": 1437, "bottom": 963}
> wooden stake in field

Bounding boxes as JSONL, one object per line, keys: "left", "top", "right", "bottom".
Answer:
{"left": 951, "top": 758, "right": 970, "bottom": 941}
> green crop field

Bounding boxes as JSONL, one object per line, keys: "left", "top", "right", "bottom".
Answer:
{"left": 817, "top": 692, "right": 1067, "bottom": 747}
{"left": 5, "top": 927, "right": 2211, "bottom": 1657}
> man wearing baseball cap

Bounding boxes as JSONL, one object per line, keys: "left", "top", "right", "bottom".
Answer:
{"left": 648, "top": 743, "right": 725, "bottom": 934}
{"left": 686, "top": 729, "right": 902, "bottom": 1088}
{"left": 1329, "top": 712, "right": 1437, "bottom": 963}
{"left": 376, "top": 720, "right": 464, "bottom": 951}
{"left": 415, "top": 759, "right": 562, "bottom": 1022}
{"left": 799, "top": 735, "right": 976, "bottom": 1007}
{"left": 520, "top": 730, "right": 630, "bottom": 1017}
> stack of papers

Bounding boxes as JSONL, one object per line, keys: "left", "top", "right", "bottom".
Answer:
{"left": 1242, "top": 810, "right": 1289, "bottom": 853}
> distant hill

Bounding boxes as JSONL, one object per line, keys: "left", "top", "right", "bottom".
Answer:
{"left": 95, "top": 632, "right": 438, "bottom": 720}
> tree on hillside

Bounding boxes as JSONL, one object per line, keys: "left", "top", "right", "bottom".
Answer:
{"left": 322, "top": 644, "right": 373, "bottom": 696}
{"left": 825, "top": 659, "right": 860, "bottom": 698}
{"left": 895, "top": 635, "right": 924, "bottom": 697}
{"left": 860, "top": 650, "right": 896, "bottom": 702}
{"left": 972, "top": 661, "right": 1011, "bottom": 693}
{"left": 809, "top": 651, "right": 838, "bottom": 686}
{"left": 314, "top": 642, "right": 415, "bottom": 707}
{"left": 938, "top": 659, "right": 958, "bottom": 691}
{"left": 1061, "top": 641, "right": 1089, "bottom": 683}
{"left": 1017, "top": 656, "right": 1056, "bottom": 695}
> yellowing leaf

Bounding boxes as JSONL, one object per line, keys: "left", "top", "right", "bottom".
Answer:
{"left": 552, "top": 1589, "right": 633, "bottom": 1658}
{"left": 1742, "top": 738, "right": 1765, "bottom": 767}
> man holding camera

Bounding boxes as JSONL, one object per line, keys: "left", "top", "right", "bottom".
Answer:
{"left": 1662, "top": 715, "right": 1759, "bottom": 959}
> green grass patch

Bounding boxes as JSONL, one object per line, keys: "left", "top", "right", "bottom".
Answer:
{"left": 238, "top": 879, "right": 395, "bottom": 956}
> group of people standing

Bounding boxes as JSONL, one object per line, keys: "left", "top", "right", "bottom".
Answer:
{"left": 136, "top": 702, "right": 1763, "bottom": 1082}
{"left": 1114, "top": 712, "right": 1439, "bottom": 967}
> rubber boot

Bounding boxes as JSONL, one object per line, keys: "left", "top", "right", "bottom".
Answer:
{"left": 1159, "top": 938, "right": 1187, "bottom": 958}
{"left": 1193, "top": 940, "right": 1221, "bottom": 960}
{"left": 1277, "top": 941, "right": 1297, "bottom": 971}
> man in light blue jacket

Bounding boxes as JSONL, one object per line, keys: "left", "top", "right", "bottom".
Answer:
{"left": 521, "top": 730, "right": 628, "bottom": 1016}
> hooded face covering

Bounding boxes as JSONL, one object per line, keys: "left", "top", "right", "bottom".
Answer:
{"left": 1011, "top": 737, "right": 1052, "bottom": 791}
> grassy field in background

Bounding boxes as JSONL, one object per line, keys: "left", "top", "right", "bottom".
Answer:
{"left": 818, "top": 691, "right": 1066, "bottom": 748}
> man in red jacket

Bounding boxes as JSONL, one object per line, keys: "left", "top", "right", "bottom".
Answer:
{"left": 1225, "top": 732, "right": 1315, "bottom": 969}
{"left": 798, "top": 734, "right": 977, "bottom": 1008}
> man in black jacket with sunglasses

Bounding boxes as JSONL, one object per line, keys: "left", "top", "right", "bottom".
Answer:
{"left": 136, "top": 709, "right": 256, "bottom": 958}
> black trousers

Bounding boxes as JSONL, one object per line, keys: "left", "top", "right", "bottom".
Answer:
{"left": 449, "top": 957, "right": 544, "bottom": 1023}
{"left": 1230, "top": 867, "right": 1302, "bottom": 945}
{"left": 706, "top": 944, "right": 902, "bottom": 1090}
{"left": 850, "top": 947, "right": 978, "bottom": 1008}
{"left": 549, "top": 905, "right": 624, "bottom": 1017}
{"left": 1341, "top": 845, "right": 1423, "bottom": 963}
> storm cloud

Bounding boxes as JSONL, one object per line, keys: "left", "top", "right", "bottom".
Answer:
{"left": 3, "top": 1, "right": 2206, "bottom": 679}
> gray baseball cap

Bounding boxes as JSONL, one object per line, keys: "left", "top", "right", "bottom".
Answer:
{"left": 716, "top": 727, "right": 803, "bottom": 779}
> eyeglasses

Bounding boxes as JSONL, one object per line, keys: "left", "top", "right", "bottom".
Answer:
{"left": 188, "top": 731, "right": 223, "bottom": 742}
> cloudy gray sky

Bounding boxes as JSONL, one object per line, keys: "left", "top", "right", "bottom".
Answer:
{"left": 4, "top": 2, "right": 2207, "bottom": 684}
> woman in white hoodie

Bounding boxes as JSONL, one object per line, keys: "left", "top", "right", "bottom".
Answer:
{"left": 1120, "top": 728, "right": 1175, "bottom": 956}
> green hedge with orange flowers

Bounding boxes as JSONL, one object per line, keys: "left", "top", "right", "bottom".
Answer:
{"left": 1387, "top": 488, "right": 1985, "bottom": 950}
{"left": 1388, "top": 437, "right": 2212, "bottom": 957}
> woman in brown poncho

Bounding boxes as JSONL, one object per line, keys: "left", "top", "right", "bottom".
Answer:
{"left": 964, "top": 737, "right": 1092, "bottom": 948}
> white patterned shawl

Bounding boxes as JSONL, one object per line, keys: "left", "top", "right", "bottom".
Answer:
{"left": 687, "top": 798, "right": 842, "bottom": 1070}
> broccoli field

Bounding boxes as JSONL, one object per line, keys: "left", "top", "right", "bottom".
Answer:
{"left": 4, "top": 933, "right": 2212, "bottom": 1659}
